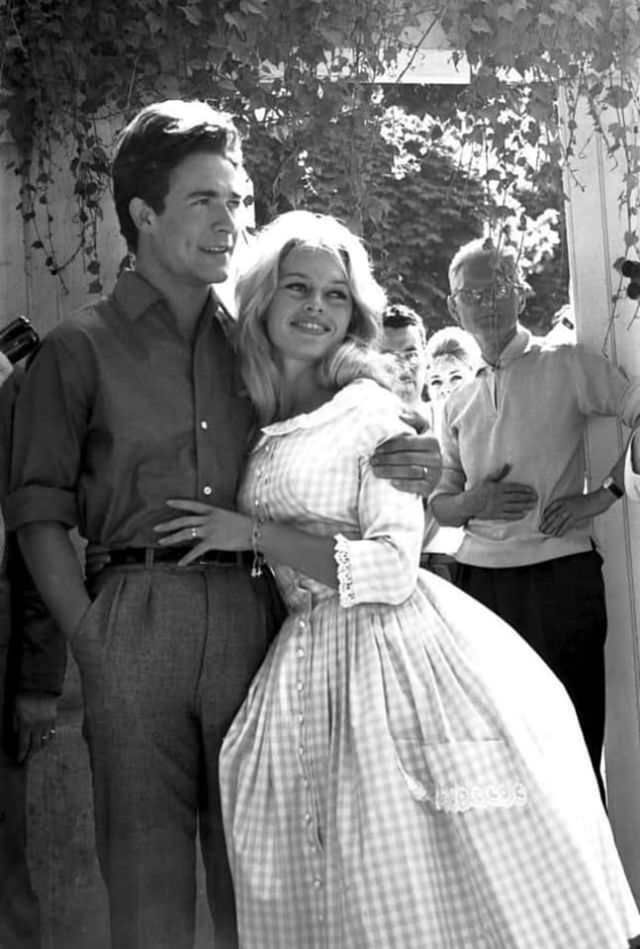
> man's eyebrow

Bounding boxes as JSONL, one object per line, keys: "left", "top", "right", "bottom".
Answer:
{"left": 186, "top": 187, "right": 243, "bottom": 199}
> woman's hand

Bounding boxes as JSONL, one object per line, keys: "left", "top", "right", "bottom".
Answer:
{"left": 154, "top": 500, "right": 253, "bottom": 566}
{"left": 13, "top": 692, "right": 58, "bottom": 763}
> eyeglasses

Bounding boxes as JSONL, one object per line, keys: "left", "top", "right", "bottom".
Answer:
{"left": 451, "top": 282, "right": 518, "bottom": 305}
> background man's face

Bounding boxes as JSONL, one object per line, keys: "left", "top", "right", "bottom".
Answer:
{"left": 382, "top": 323, "right": 428, "bottom": 406}
{"left": 448, "top": 254, "right": 523, "bottom": 359}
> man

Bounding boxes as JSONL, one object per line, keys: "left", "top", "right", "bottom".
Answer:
{"left": 430, "top": 237, "right": 640, "bottom": 790}
{"left": 380, "top": 302, "right": 429, "bottom": 412}
{"left": 7, "top": 100, "right": 440, "bottom": 949}
{"left": 0, "top": 353, "right": 65, "bottom": 949}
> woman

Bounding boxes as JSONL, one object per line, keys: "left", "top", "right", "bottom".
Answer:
{"left": 156, "top": 211, "right": 640, "bottom": 948}
{"left": 421, "top": 326, "right": 482, "bottom": 579}
{"left": 424, "top": 325, "right": 482, "bottom": 421}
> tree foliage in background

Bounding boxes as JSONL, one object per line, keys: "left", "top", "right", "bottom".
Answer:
{"left": 1, "top": 0, "right": 638, "bottom": 330}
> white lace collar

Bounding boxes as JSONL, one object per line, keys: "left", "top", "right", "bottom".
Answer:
{"left": 254, "top": 379, "right": 396, "bottom": 443}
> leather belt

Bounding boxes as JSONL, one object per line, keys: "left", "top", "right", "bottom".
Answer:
{"left": 105, "top": 547, "right": 253, "bottom": 568}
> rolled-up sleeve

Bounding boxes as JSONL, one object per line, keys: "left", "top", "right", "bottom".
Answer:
{"left": 332, "top": 406, "right": 424, "bottom": 607}
{"left": 5, "top": 330, "right": 92, "bottom": 531}
{"left": 570, "top": 346, "right": 640, "bottom": 427}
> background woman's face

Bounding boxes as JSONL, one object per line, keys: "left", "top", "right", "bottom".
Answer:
{"left": 426, "top": 354, "right": 474, "bottom": 402}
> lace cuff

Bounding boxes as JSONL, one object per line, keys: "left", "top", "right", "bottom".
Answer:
{"left": 334, "top": 533, "right": 356, "bottom": 606}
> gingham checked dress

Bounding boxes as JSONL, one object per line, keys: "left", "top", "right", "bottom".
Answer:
{"left": 220, "top": 378, "right": 640, "bottom": 949}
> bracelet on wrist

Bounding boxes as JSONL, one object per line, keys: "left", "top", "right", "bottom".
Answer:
{"left": 251, "top": 518, "right": 265, "bottom": 578}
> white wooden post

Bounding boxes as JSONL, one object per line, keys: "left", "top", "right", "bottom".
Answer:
{"left": 563, "top": 92, "right": 640, "bottom": 899}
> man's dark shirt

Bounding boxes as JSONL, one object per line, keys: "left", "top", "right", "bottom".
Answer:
{"left": 6, "top": 271, "right": 254, "bottom": 547}
{"left": 0, "top": 370, "right": 65, "bottom": 750}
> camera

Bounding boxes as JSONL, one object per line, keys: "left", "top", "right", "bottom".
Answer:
{"left": 0, "top": 316, "right": 40, "bottom": 363}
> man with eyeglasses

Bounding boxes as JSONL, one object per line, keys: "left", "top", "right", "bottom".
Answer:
{"left": 380, "top": 303, "right": 430, "bottom": 414}
{"left": 430, "top": 237, "right": 640, "bottom": 793}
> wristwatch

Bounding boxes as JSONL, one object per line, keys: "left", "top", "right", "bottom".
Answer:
{"left": 602, "top": 475, "right": 624, "bottom": 499}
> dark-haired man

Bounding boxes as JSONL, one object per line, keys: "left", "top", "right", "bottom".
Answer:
{"left": 381, "top": 302, "right": 429, "bottom": 411}
{"left": 0, "top": 351, "right": 66, "bottom": 949}
{"left": 7, "top": 100, "right": 440, "bottom": 948}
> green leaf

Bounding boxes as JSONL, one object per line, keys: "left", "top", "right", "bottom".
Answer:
{"left": 178, "top": 4, "right": 203, "bottom": 27}
{"left": 470, "top": 17, "right": 493, "bottom": 33}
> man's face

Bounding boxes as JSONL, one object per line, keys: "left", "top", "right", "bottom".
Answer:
{"left": 447, "top": 254, "right": 524, "bottom": 360}
{"left": 137, "top": 151, "right": 246, "bottom": 287}
{"left": 381, "top": 323, "right": 428, "bottom": 406}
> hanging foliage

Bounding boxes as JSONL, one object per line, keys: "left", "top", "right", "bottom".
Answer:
{"left": 0, "top": 0, "right": 637, "bottom": 327}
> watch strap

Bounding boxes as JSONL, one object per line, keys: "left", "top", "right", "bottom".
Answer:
{"left": 602, "top": 475, "right": 624, "bottom": 499}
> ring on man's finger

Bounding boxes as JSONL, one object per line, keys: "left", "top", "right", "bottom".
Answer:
{"left": 190, "top": 526, "right": 199, "bottom": 540}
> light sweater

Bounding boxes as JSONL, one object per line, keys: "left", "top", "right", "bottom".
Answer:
{"left": 432, "top": 326, "right": 640, "bottom": 568}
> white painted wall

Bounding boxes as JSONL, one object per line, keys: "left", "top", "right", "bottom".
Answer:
{"left": 0, "top": 131, "right": 123, "bottom": 336}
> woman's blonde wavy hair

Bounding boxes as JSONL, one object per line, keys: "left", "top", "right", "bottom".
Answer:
{"left": 235, "top": 210, "right": 391, "bottom": 424}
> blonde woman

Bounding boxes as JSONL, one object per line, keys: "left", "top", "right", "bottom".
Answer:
{"left": 157, "top": 211, "right": 640, "bottom": 949}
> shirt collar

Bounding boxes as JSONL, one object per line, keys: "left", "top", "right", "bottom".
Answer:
{"left": 480, "top": 324, "right": 532, "bottom": 371}
{"left": 112, "top": 269, "right": 231, "bottom": 330}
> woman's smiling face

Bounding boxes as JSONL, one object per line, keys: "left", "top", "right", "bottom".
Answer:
{"left": 265, "top": 245, "right": 354, "bottom": 370}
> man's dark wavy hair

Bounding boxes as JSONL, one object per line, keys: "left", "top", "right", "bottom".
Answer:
{"left": 113, "top": 99, "right": 243, "bottom": 251}
{"left": 382, "top": 302, "right": 427, "bottom": 349}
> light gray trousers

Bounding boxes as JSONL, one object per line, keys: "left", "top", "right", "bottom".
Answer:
{"left": 71, "top": 564, "right": 283, "bottom": 949}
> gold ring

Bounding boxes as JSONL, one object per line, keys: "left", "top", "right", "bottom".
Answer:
{"left": 191, "top": 527, "right": 199, "bottom": 539}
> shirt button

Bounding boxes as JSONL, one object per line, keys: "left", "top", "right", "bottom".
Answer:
{"left": 297, "top": 647, "right": 305, "bottom": 658}
{"left": 203, "top": 485, "right": 213, "bottom": 496}
{"left": 298, "top": 745, "right": 305, "bottom": 756}
{"left": 200, "top": 420, "right": 208, "bottom": 430}
{"left": 313, "top": 878, "right": 322, "bottom": 888}
{"left": 297, "top": 682, "right": 304, "bottom": 692}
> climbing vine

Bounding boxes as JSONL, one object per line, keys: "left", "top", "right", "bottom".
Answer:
{"left": 438, "top": 0, "right": 640, "bottom": 324}
{"left": 0, "top": 0, "right": 638, "bottom": 328}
